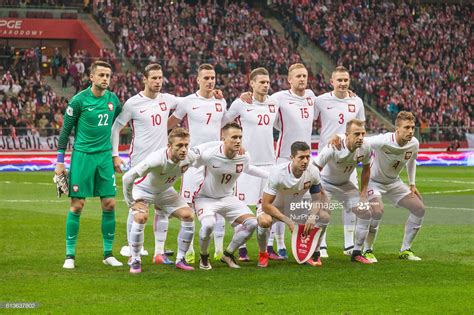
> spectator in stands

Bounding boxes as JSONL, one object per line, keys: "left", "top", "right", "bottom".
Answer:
{"left": 52, "top": 48, "right": 63, "bottom": 80}
{"left": 447, "top": 140, "right": 461, "bottom": 152}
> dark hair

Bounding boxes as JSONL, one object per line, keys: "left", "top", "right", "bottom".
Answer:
{"left": 290, "top": 141, "right": 310, "bottom": 156}
{"left": 144, "top": 64, "right": 162, "bottom": 78}
{"left": 222, "top": 121, "right": 242, "bottom": 132}
{"left": 90, "top": 60, "right": 112, "bottom": 74}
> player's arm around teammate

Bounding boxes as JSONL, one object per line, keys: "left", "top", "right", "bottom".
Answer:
{"left": 122, "top": 129, "right": 200, "bottom": 273}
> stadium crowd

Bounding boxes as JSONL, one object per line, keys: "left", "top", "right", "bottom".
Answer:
{"left": 95, "top": 2, "right": 330, "bottom": 103}
{"left": 3, "top": 0, "right": 470, "bottom": 141}
{"left": 0, "top": 47, "right": 68, "bottom": 137}
{"left": 275, "top": 0, "right": 472, "bottom": 141}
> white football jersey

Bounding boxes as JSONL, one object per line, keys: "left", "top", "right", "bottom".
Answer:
{"left": 272, "top": 89, "right": 316, "bottom": 159}
{"left": 116, "top": 92, "right": 178, "bottom": 167}
{"left": 314, "top": 134, "right": 371, "bottom": 185}
{"left": 195, "top": 145, "right": 252, "bottom": 199}
{"left": 314, "top": 92, "right": 365, "bottom": 150}
{"left": 366, "top": 133, "right": 419, "bottom": 185}
{"left": 222, "top": 97, "right": 279, "bottom": 165}
{"left": 172, "top": 92, "right": 227, "bottom": 148}
{"left": 264, "top": 162, "right": 321, "bottom": 209}
{"left": 122, "top": 147, "right": 199, "bottom": 205}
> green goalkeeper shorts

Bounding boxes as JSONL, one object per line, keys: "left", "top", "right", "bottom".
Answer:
{"left": 68, "top": 150, "right": 116, "bottom": 198}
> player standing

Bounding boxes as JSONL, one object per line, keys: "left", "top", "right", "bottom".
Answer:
{"left": 314, "top": 66, "right": 366, "bottom": 257}
{"left": 168, "top": 64, "right": 227, "bottom": 263}
{"left": 313, "top": 119, "right": 372, "bottom": 263}
{"left": 111, "top": 64, "right": 179, "bottom": 265}
{"left": 222, "top": 67, "right": 278, "bottom": 261}
{"left": 266, "top": 63, "right": 317, "bottom": 259}
{"left": 56, "top": 61, "right": 123, "bottom": 269}
{"left": 256, "top": 141, "right": 329, "bottom": 267}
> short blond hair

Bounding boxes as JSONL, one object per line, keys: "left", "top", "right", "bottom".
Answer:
{"left": 288, "top": 63, "right": 307, "bottom": 75}
{"left": 168, "top": 128, "right": 190, "bottom": 143}
{"left": 332, "top": 65, "right": 349, "bottom": 76}
{"left": 346, "top": 119, "right": 365, "bottom": 133}
{"left": 395, "top": 111, "right": 416, "bottom": 126}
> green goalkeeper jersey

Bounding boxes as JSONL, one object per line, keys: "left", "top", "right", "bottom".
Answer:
{"left": 57, "top": 87, "right": 122, "bottom": 154}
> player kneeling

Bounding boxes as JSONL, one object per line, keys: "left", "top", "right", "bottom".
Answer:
{"left": 193, "top": 122, "right": 269, "bottom": 270}
{"left": 122, "top": 128, "right": 207, "bottom": 273}
{"left": 256, "top": 141, "right": 330, "bottom": 268}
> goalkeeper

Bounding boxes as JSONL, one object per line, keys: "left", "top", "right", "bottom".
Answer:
{"left": 54, "top": 61, "right": 123, "bottom": 269}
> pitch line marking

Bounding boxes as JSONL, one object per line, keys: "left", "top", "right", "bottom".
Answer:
{"left": 424, "top": 189, "right": 474, "bottom": 194}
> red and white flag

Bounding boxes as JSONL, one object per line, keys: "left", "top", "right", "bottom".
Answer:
{"left": 291, "top": 224, "right": 322, "bottom": 264}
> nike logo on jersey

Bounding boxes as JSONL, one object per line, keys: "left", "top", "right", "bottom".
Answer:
{"left": 289, "top": 102, "right": 296, "bottom": 104}
{"left": 212, "top": 165, "right": 219, "bottom": 168}
{"left": 192, "top": 106, "right": 199, "bottom": 110}
{"left": 67, "top": 235, "right": 77, "bottom": 239}
{"left": 139, "top": 109, "right": 147, "bottom": 113}
{"left": 246, "top": 109, "right": 255, "bottom": 112}
{"left": 87, "top": 107, "right": 97, "bottom": 111}
{"left": 327, "top": 107, "right": 335, "bottom": 110}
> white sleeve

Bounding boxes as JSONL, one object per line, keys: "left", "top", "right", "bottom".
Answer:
{"left": 309, "top": 165, "right": 321, "bottom": 185}
{"left": 245, "top": 165, "right": 270, "bottom": 178}
{"left": 362, "top": 145, "right": 372, "bottom": 165}
{"left": 188, "top": 142, "right": 221, "bottom": 162}
{"left": 222, "top": 99, "right": 241, "bottom": 125}
{"left": 313, "top": 95, "right": 321, "bottom": 120}
{"left": 169, "top": 95, "right": 181, "bottom": 110}
{"left": 263, "top": 171, "right": 280, "bottom": 196}
{"left": 122, "top": 167, "right": 140, "bottom": 206}
{"left": 364, "top": 134, "right": 384, "bottom": 150}
{"left": 357, "top": 99, "right": 366, "bottom": 121}
{"left": 313, "top": 145, "right": 333, "bottom": 169}
{"left": 115, "top": 102, "right": 133, "bottom": 126}
{"left": 111, "top": 120, "right": 126, "bottom": 157}
{"left": 407, "top": 145, "right": 418, "bottom": 185}
{"left": 172, "top": 98, "right": 187, "bottom": 120}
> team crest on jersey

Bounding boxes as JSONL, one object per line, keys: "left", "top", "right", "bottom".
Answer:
{"left": 268, "top": 104, "right": 275, "bottom": 113}
{"left": 357, "top": 155, "right": 364, "bottom": 162}
{"left": 184, "top": 191, "right": 190, "bottom": 198}
{"left": 303, "top": 181, "right": 311, "bottom": 190}
{"left": 236, "top": 164, "right": 243, "bottom": 173}
{"left": 239, "top": 193, "right": 245, "bottom": 201}
{"left": 405, "top": 152, "right": 412, "bottom": 160}
{"left": 181, "top": 164, "right": 189, "bottom": 173}
{"left": 306, "top": 98, "right": 314, "bottom": 106}
{"left": 72, "top": 185, "right": 79, "bottom": 192}
{"left": 159, "top": 102, "right": 167, "bottom": 111}
{"left": 108, "top": 102, "right": 114, "bottom": 111}
{"left": 348, "top": 104, "right": 355, "bottom": 112}
{"left": 215, "top": 103, "right": 222, "bottom": 112}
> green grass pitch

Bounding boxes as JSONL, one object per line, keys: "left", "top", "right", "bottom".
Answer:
{"left": 0, "top": 166, "right": 473, "bottom": 313}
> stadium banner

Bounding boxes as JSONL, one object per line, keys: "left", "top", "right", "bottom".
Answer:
{"left": 1, "top": 151, "right": 473, "bottom": 172}
{"left": 0, "top": 18, "right": 101, "bottom": 55}
{"left": 0, "top": 135, "right": 73, "bottom": 151}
